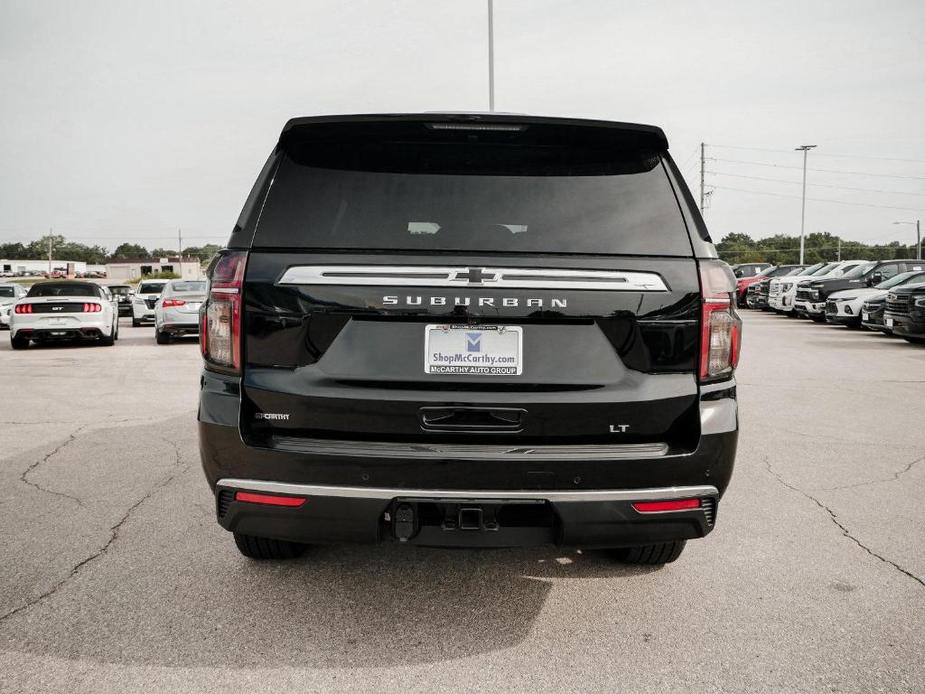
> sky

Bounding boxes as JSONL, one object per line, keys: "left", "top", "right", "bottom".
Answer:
{"left": 1, "top": 0, "right": 924, "bottom": 253}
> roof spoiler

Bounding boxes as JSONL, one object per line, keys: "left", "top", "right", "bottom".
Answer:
{"left": 278, "top": 113, "right": 669, "bottom": 151}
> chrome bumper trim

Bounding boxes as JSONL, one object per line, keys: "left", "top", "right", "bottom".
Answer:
{"left": 216, "top": 478, "right": 719, "bottom": 503}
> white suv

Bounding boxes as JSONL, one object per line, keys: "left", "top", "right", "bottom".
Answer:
{"left": 791, "top": 260, "right": 866, "bottom": 318}
{"left": 131, "top": 279, "right": 169, "bottom": 326}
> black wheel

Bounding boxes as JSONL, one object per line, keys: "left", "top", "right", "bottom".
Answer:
{"left": 132, "top": 318, "right": 141, "bottom": 327}
{"left": 810, "top": 314, "right": 827, "bottom": 323}
{"left": 233, "top": 533, "right": 307, "bottom": 560}
{"left": 155, "top": 328, "right": 170, "bottom": 344}
{"left": 903, "top": 336, "right": 925, "bottom": 345}
{"left": 99, "top": 322, "right": 115, "bottom": 346}
{"left": 612, "top": 540, "right": 686, "bottom": 565}
{"left": 114, "top": 320, "right": 119, "bottom": 341}
{"left": 10, "top": 333, "right": 29, "bottom": 350}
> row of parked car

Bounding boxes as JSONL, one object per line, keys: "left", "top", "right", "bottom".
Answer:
{"left": 733, "top": 259, "right": 925, "bottom": 343}
{"left": 0, "top": 278, "right": 206, "bottom": 348}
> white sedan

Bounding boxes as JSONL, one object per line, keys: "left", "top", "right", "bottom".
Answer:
{"left": 154, "top": 279, "right": 207, "bottom": 344}
{"left": 9, "top": 280, "right": 119, "bottom": 349}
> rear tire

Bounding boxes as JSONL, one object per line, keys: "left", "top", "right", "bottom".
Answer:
{"left": 903, "top": 336, "right": 925, "bottom": 345}
{"left": 10, "top": 333, "right": 29, "bottom": 350}
{"left": 155, "top": 328, "right": 170, "bottom": 345}
{"left": 132, "top": 318, "right": 141, "bottom": 327}
{"left": 233, "top": 532, "right": 307, "bottom": 560}
{"left": 612, "top": 540, "right": 686, "bottom": 565}
{"left": 99, "top": 323, "right": 115, "bottom": 346}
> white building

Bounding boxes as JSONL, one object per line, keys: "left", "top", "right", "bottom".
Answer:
{"left": 105, "top": 257, "right": 203, "bottom": 281}
{"left": 1, "top": 259, "right": 88, "bottom": 275}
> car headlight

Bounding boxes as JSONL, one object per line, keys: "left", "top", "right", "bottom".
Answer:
{"left": 835, "top": 296, "right": 856, "bottom": 302}
{"left": 781, "top": 282, "right": 793, "bottom": 292}
{"left": 915, "top": 297, "right": 925, "bottom": 307}
{"left": 811, "top": 290, "right": 821, "bottom": 299}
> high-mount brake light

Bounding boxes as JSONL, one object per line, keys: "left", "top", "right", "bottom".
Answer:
{"left": 699, "top": 261, "right": 742, "bottom": 382}
{"left": 162, "top": 298, "right": 186, "bottom": 308}
{"left": 202, "top": 251, "right": 246, "bottom": 372}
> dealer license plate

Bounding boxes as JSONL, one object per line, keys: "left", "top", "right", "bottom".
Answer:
{"left": 862, "top": 311, "right": 869, "bottom": 321}
{"left": 424, "top": 325, "right": 523, "bottom": 375}
{"left": 886, "top": 317, "right": 894, "bottom": 328}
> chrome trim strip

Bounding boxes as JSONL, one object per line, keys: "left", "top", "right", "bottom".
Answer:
{"left": 268, "top": 436, "right": 669, "bottom": 460}
{"left": 278, "top": 265, "right": 669, "bottom": 292}
{"left": 217, "top": 479, "right": 719, "bottom": 503}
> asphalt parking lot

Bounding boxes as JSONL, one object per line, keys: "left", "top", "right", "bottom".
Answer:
{"left": 0, "top": 313, "right": 923, "bottom": 693}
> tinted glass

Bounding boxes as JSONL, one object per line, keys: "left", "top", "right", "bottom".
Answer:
{"left": 255, "top": 153, "right": 692, "bottom": 256}
{"left": 27, "top": 283, "right": 100, "bottom": 298}
{"left": 842, "top": 262, "right": 876, "bottom": 279}
{"left": 110, "top": 286, "right": 131, "bottom": 295}
{"left": 878, "top": 271, "right": 925, "bottom": 289}
{"left": 170, "top": 281, "right": 206, "bottom": 293}
{"left": 138, "top": 283, "right": 166, "bottom": 294}
{"left": 0, "top": 287, "right": 15, "bottom": 297}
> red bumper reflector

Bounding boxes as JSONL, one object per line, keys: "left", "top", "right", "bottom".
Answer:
{"left": 234, "top": 491, "right": 306, "bottom": 507}
{"left": 632, "top": 498, "right": 701, "bottom": 513}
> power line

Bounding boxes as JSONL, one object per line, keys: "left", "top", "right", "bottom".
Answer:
{"left": 708, "top": 157, "right": 925, "bottom": 181}
{"left": 709, "top": 184, "right": 925, "bottom": 213}
{"left": 708, "top": 143, "right": 925, "bottom": 165}
{"left": 706, "top": 171, "right": 925, "bottom": 197}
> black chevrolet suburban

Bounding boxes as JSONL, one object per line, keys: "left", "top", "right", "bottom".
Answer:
{"left": 198, "top": 114, "right": 741, "bottom": 565}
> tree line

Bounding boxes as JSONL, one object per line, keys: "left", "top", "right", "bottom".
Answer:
{"left": 717, "top": 232, "right": 922, "bottom": 265}
{"left": 0, "top": 235, "right": 221, "bottom": 264}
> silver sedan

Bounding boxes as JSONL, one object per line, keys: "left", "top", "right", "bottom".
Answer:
{"left": 154, "top": 280, "right": 207, "bottom": 344}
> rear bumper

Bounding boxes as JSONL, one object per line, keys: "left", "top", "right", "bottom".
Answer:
{"left": 214, "top": 479, "right": 719, "bottom": 548}
{"left": 199, "top": 371, "right": 737, "bottom": 548}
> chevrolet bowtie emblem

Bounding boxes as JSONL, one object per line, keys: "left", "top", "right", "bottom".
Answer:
{"left": 453, "top": 268, "right": 497, "bottom": 284}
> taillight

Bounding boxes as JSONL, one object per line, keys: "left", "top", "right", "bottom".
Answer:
{"left": 202, "top": 251, "right": 246, "bottom": 373}
{"left": 14, "top": 304, "right": 32, "bottom": 314}
{"left": 82, "top": 303, "right": 102, "bottom": 313}
{"left": 699, "top": 260, "right": 742, "bottom": 382}
{"left": 161, "top": 298, "right": 186, "bottom": 308}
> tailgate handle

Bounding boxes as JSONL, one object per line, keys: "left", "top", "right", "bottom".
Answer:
{"left": 419, "top": 407, "right": 525, "bottom": 432}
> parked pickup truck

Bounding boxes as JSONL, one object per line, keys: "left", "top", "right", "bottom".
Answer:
{"left": 795, "top": 259, "right": 924, "bottom": 322}
{"left": 884, "top": 281, "right": 925, "bottom": 344}
{"left": 197, "top": 113, "right": 741, "bottom": 566}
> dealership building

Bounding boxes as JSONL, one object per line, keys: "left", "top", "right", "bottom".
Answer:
{"left": 1, "top": 259, "right": 93, "bottom": 275}
{"left": 105, "top": 257, "right": 203, "bottom": 281}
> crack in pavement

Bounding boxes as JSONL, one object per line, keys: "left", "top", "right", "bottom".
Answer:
{"left": 815, "top": 454, "right": 925, "bottom": 492}
{"left": 19, "top": 426, "right": 88, "bottom": 507}
{"left": 0, "top": 436, "right": 190, "bottom": 626}
{"left": 764, "top": 456, "right": 925, "bottom": 588}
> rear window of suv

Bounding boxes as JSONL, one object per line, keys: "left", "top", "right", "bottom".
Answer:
{"left": 254, "top": 129, "right": 692, "bottom": 256}
{"left": 138, "top": 283, "right": 166, "bottom": 294}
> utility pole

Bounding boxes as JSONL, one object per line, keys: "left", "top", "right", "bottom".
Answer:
{"left": 178, "top": 228, "right": 183, "bottom": 257}
{"left": 795, "top": 145, "right": 817, "bottom": 265}
{"left": 893, "top": 219, "right": 922, "bottom": 260}
{"left": 837, "top": 236, "right": 841, "bottom": 261}
{"left": 487, "top": 0, "right": 495, "bottom": 112}
{"left": 699, "top": 142, "right": 706, "bottom": 215}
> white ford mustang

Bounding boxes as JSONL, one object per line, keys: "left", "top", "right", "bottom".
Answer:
{"left": 9, "top": 280, "right": 119, "bottom": 349}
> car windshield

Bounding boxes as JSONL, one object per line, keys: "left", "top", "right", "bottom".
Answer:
{"left": 0, "top": 287, "right": 16, "bottom": 297}
{"left": 801, "top": 263, "right": 827, "bottom": 275}
{"left": 842, "top": 262, "right": 876, "bottom": 279}
{"left": 169, "top": 281, "right": 206, "bottom": 293}
{"left": 138, "top": 283, "right": 166, "bottom": 294}
{"left": 811, "top": 263, "right": 839, "bottom": 275}
{"left": 878, "top": 271, "right": 925, "bottom": 289}
{"left": 27, "top": 283, "right": 99, "bottom": 298}
{"left": 783, "top": 267, "right": 806, "bottom": 276}
{"left": 110, "top": 286, "right": 131, "bottom": 295}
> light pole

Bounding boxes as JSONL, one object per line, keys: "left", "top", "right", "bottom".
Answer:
{"left": 893, "top": 220, "right": 922, "bottom": 260}
{"left": 487, "top": 0, "right": 495, "bottom": 112}
{"left": 795, "top": 145, "right": 817, "bottom": 265}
